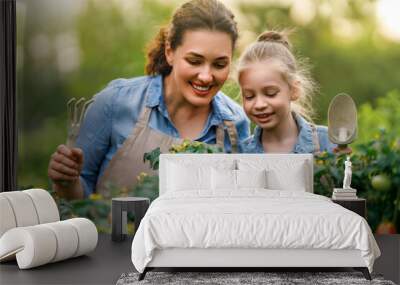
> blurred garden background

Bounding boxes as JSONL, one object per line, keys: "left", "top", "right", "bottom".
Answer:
{"left": 16, "top": 0, "right": 400, "bottom": 233}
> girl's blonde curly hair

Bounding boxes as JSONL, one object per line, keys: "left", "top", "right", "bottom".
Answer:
{"left": 236, "top": 30, "right": 317, "bottom": 122}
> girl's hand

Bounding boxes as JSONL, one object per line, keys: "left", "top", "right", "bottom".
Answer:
{"left": 48, "top": 144, "right": 84, "bottom": 186}
{"left": 333, "top": 145, "right": 352, "bottom": 155}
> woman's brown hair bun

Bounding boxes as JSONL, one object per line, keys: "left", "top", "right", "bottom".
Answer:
{"left": 145, "top": 0, "right": 238, "bottom": 76}
{"left": 257, "top": 31, "right": 291, "bottom": 50}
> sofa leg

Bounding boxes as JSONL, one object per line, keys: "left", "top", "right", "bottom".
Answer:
{"left": 354, "top": 267, "right": 371, "bottom": 280}
{"left": 138, "top": 268, "right": 148, "bottom": 281}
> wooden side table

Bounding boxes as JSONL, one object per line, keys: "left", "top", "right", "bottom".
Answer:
{"left": 111, "top": 197, "right": 150, "bottom": 242}
{"left": 332, "top": 198, "right": 366, "bottom": 219}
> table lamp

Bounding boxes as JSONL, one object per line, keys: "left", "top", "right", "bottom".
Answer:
{"left": 328, "top": 93, "right": 358, "bottom": 153}
{"left": 328, "top": 93, "right": 358, "bottom": 198}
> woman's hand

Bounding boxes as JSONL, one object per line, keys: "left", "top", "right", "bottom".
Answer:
{"left": 48, "top": 144, "right": 83, "bottom": 186}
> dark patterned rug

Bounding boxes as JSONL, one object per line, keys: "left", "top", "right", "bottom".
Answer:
{"left": 116, "top": 271, "right": 396, "bottom": 285}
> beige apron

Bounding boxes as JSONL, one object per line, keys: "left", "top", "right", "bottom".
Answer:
{"left": 310, "top": 124, "right": 321, "bottom": 154}
{"left": 96, "top": 106, "right": 238, "bottom": 198}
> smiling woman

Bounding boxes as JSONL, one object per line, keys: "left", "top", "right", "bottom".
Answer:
{"left": 163, "top": 30, "right": 233, "bottom": 139}
{"left": 47, "top": 0, "right": 250, "bottom": 200}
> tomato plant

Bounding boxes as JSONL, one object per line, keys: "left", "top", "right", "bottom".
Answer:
{"left": 315, "top": 129, "right": 400, "bottom": 233}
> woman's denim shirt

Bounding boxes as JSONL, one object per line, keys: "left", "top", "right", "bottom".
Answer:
{"left": 76, "top": 75, "right": 250, "bottom": 197}
{"left": 239, "top": 113, "right": 336, "bottom": 154}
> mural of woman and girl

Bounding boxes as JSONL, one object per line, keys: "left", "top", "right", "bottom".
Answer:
{"left": 47, "top": 0, "right": 335, "bottom": 200}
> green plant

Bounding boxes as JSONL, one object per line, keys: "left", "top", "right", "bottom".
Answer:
{"left": 314, "top": 129, "right": 400, "bottom": 233}
{"left": 56, "top": 129, "right": 400, "bottom": 234}
{"left": 133, "top": 140, "right": 224, "bottom": 200}
{"left": 54, "top": 191, "right": 112, "bottom": 233}
{"left": 55, "top": 140, "right": 223, "bottom": 232}
{"left": 357, "top": 90, "right": 400, "bottom": 145}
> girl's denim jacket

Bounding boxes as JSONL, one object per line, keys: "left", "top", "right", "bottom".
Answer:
{"left": 239, "top": 112, "right": 336, "bottom": 154}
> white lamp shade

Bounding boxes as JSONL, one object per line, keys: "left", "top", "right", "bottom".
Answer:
{"left": 328, "top": 93, "right": 358, "bottom": 145}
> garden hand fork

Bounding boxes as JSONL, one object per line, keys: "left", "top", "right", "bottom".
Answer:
{"left": 66, "top": 97, "right": 93, "bottom": 147}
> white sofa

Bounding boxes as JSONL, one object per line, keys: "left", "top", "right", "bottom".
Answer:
{"left": 0, "top": 189, "right": 98, "bottom": 269}
{"left": 131, "top": 154, "right": 380, "bottom": 281}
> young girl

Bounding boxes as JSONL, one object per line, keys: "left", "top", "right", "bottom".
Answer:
{"left": 237, "top": 31, "right": 335, "bottom": 154}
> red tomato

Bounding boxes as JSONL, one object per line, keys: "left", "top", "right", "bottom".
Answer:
{"left": 376, "top": 221, "right": 397, "bottom": 234}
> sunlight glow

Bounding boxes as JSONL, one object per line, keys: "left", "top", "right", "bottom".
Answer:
{"left": 290, "top": 0, "right": 316, "bottom": 26}
{"left": 377, "top": 0, "right": 400, "bottom": 41}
